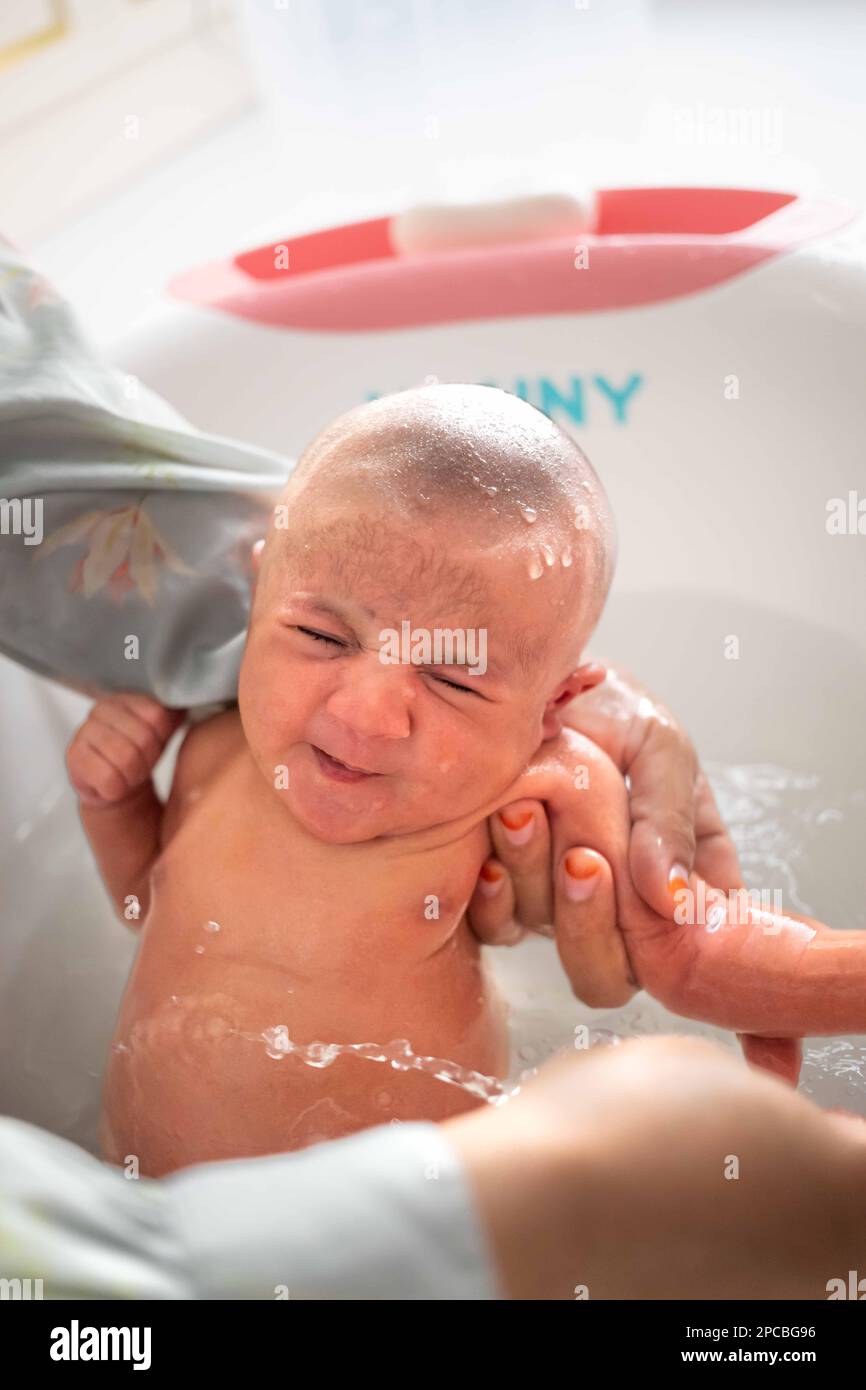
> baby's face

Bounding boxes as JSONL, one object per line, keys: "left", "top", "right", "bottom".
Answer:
{"left": 239, "top": 484, "right": 587, "bottom": 843}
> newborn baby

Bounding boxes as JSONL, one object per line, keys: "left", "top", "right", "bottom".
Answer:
{"left": 70, "top": 385, "right": 619, "bottom": 1176}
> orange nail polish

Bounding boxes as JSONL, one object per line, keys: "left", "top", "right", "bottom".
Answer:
{"left": 668, "top": 864, "right": 690, "bottom": 897}
{"left": 480, "top": 861, "right": 504, "bottom": 883}
{"left": 565, "top": 850, "right": 598, "bottom": 880}
{"left": 499, "top": 809, "right": 533, "bottom": 832}
{"left": 563, "top": 850, "right": 599, "bottom": 901}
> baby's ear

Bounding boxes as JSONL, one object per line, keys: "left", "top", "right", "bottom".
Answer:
{"left": 541, "top": 662, "right": 606, "bottom": 740}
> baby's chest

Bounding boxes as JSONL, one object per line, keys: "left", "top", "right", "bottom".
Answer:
{"left": 146, "top": 807, "right": 489, "bottom": 979}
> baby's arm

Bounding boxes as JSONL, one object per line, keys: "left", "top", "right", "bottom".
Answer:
{"left": 66, "top": 694, "right": 184, "bottom": 923}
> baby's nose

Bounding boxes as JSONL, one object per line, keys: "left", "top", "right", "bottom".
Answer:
{"left": 326, "top": 663, "right": 414, "bottom": 740}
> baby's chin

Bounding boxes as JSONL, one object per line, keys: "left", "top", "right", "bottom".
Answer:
{"left": 278, "top": 768, "right": 413, "bottom": 843}
{"left": 288, "top": 794, "right": 391, "bottom": 844}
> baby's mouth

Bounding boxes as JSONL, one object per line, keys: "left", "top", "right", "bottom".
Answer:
{"left": 311, "top": 744, "right": 382, "bottom": 784}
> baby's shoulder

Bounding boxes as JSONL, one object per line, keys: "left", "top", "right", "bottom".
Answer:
{"left": 160, "top": 706, "right": 244, "bottom": 844}
{"left": 174, "top": 706, "right": 243, "bottom": 790}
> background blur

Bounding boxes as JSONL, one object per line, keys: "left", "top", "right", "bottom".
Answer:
{"left": 3, "top": 0, "right": 866, "bottom": 345}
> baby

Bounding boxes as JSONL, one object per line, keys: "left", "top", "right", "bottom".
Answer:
{"left": 69, "top": 384, "right": 622, "bottom": 1176}
{"left": 70, "top": 383, "right": 863, "bottom": 1178}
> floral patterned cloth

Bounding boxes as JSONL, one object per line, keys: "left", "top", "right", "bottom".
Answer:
{"left": 0, "top": 238, "right": 291, "bottom": 706}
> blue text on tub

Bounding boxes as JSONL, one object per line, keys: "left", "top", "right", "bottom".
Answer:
{"left": 366, "top": 374, "right": 644, "bottom": 427}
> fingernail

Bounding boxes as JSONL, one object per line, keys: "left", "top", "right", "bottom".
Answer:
{"left": 498, "top": 808, "right": 534, "bottom": 846}
{"left": 667, "top": 863, "right": 690, "bottom": 898}
{"left": 478, "top": 861, "right": 505, "bottom": 897}
{"left": 563, "top": 849, "right": 599, "bottom": 901}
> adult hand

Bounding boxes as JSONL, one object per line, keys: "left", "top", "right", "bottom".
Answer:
{"left": 561, "top": 663, "right": 743, "bottom": 913}
{"left": 467, "top": 665, "right": 801, "bottom": 1083}
{"left": 469, "top": 662, "right": 741, "bottom": 961}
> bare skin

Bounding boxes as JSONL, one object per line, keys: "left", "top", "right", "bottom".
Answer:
{"left": 73, "top": 689, "right": 866, "bottom": 1176}
{"left": 72, "top": 529, "right": 612, "bottom": 1175}
{"left": 445, "top": 1034, "right": 866, "bottom": 1300}
{"left": 75, "top": 694, "right": 721, "bottom": 1176}
{"left": 66, "top": 384, "right": 864, "bottom": 1174}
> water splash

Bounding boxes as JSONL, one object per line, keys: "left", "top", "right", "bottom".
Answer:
{"left": 234, "top": 1024, "right": 627, "bottom": 1107}
{"left": 245, "top": 1027, "right": 516, "bottom": 1103}
{"left": 706, "top": 761, "right": 865, "bottom": 930}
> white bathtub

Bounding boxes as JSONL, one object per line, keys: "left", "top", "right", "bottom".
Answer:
{"left": 3, "top": 190, "right": 865, "bottom": 1150}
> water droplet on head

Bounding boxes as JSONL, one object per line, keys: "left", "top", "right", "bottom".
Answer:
{"left": 194, "top": 945, "right": 205, "bottom": 955}
{"left": 561, "top": 547, "right": 573, "bottom": 567}
{"left": 527, "top": 557, "right": 544, "bottom": 580}
{"left": 204, "top": 920, "right": 221, "bottom": 933}
{"left": 541, "top": 543, "right": 555, "bottom": 567}
{"left": 521, "top": 505, "right": 538, "bottom": 523}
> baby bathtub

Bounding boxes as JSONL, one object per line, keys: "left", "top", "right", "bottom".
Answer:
{"left": 2, "top": 186, "right": 865, "bottom": 1151}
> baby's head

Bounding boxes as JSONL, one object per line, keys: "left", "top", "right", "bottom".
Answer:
{"left": 239, "top": 384, "right": 616, "bottom": 842}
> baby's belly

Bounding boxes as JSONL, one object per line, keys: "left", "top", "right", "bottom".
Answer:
{"left": 101, "top": 917, "right": 509, "bottom": 1177}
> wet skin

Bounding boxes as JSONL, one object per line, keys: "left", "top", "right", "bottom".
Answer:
{"left": 99, "top": 494, "right": 866, "bottom": 1175}
{"left": 101, "top": 506, "right": 598, "bottom": 1175}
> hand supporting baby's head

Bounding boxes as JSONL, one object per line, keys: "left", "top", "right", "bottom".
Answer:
{"left": 239, "top": 384, "right": 616, "bottom": 842}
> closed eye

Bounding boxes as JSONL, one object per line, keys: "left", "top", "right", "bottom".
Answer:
{"left": 429, "top": 673, "right": 482, "bottom": 697}
{"left": 296, "top": 626, "right": 346, "bottom": 647}
{"left": 295, "top": 626, "right": 483, "bottom": 696}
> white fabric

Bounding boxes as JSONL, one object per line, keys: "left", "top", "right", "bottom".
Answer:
{"left": 0, "top": 1116, "right": 500, "bottom": 1301}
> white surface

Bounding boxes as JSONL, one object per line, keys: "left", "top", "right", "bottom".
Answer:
{"left": 0, "top": 1, "right": 256, "bottom": 245}
{"left": 18, "top": 0, "right": 866, "bottom": 345}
